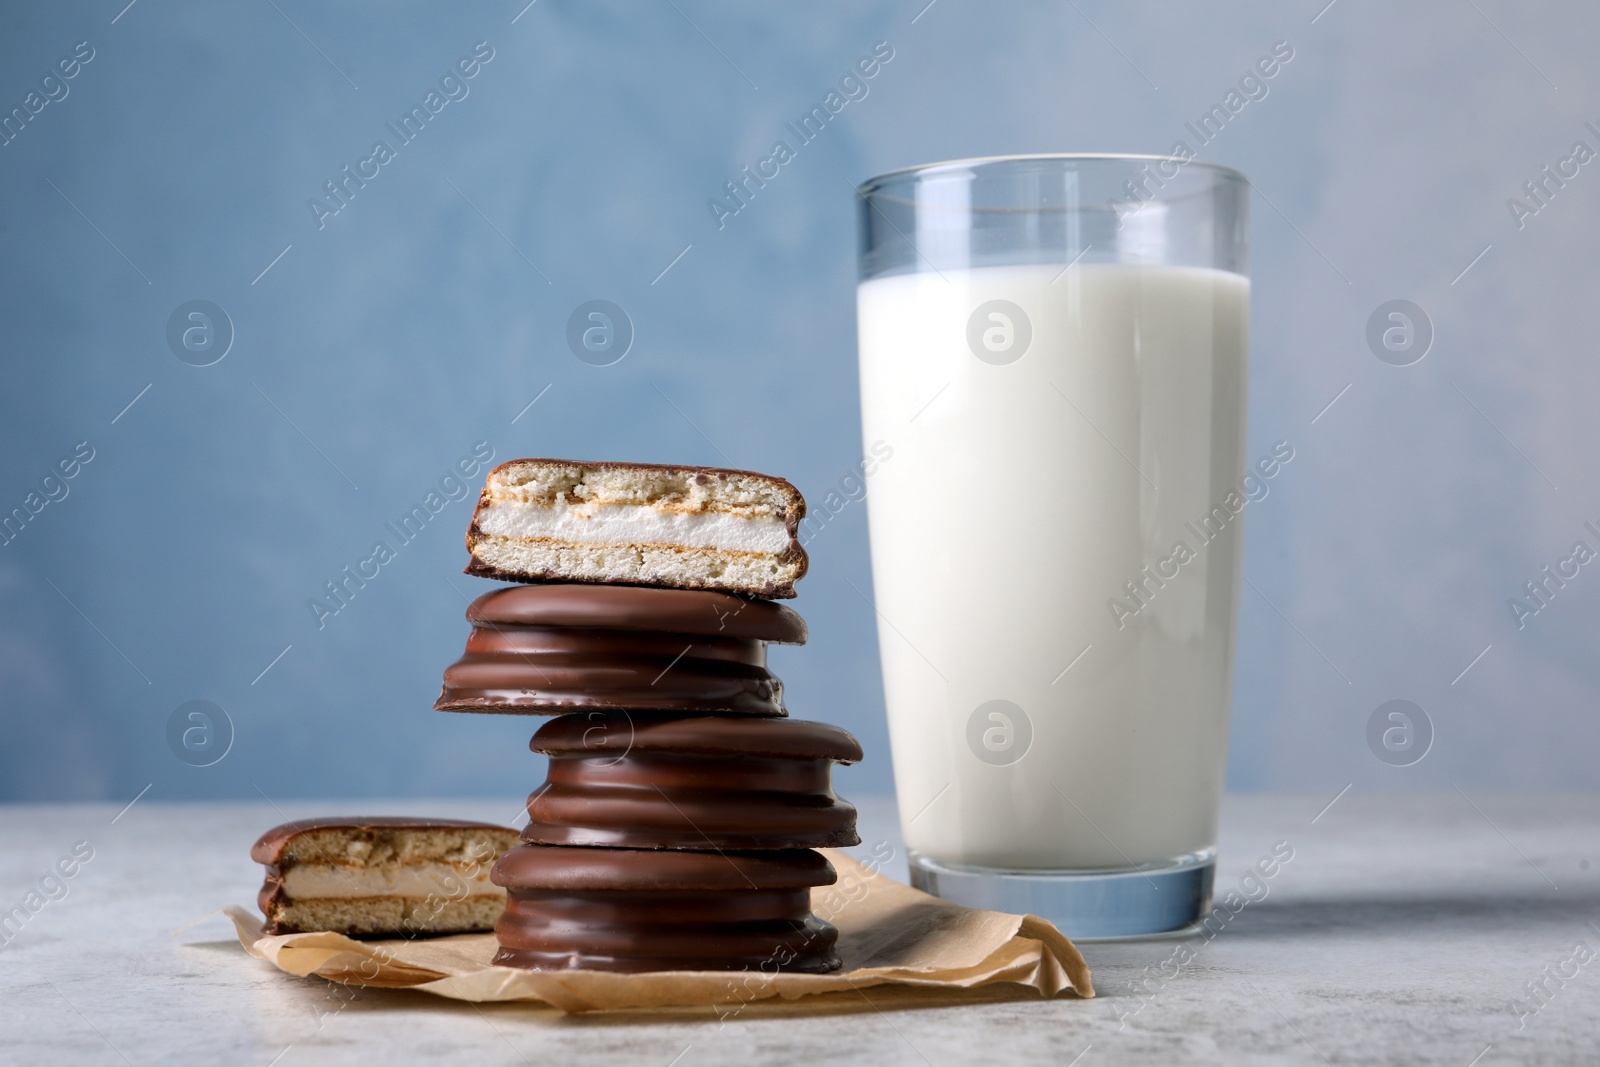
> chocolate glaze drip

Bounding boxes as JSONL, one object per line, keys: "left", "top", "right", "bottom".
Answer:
{"left": 435, "top": 586, "right": 803, "bottom": 716}
{"left": 491, "top": 844, "right": 839, "bottom": 972}
{"left": 522, "top": 713, "right": 863, "bottom": 849}
{"left": 257, "top": 874, "right": 290, "bottom": 932}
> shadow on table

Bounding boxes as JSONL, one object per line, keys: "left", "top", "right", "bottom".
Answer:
{"left": 1217, "top": 891, "right": 1599, "bottom": 940}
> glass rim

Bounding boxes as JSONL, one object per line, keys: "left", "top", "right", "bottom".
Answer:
{"left": 856, "top": 153, "right": 1249, "bottom": 196}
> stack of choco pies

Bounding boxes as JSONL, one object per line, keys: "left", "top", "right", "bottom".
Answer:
{"left": 434, "top": 458, "right": 862, "bottom": 973}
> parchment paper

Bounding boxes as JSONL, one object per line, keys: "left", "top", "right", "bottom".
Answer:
{"left": 226, "top": 849, "right": 1094, "bottom": 1014}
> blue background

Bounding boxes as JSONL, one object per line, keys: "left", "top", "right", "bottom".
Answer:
{"left": 3, "top": 0, "right": 1597, "bottom": 806}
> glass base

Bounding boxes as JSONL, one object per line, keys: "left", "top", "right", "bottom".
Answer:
{"left": 908, "top": 848, "right": 1216, "bottom": 941}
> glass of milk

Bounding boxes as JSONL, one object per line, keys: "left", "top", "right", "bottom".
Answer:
{"left": 855, "top": 155, "right": 1249, "bottom": 937}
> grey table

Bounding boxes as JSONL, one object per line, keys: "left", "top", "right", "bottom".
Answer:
{"left": 1, "top": 793, "right": 1594, "bottom": 1065}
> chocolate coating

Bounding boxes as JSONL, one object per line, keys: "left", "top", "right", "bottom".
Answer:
{"left": 465, "top": 584, "right": 806, "bottom": 642}
{"left": 534, "top": 712, "right": 862, "bottom": 761}
{"left": 523, "top": 713, "right": 862, "bottom": 849}
{"left": 493, "top": 842, "right": 835, "bottom": 890}
{"left": 435, "top": 585, "right": 802, "bottom": 716}
{"left": 491, "top": 844, "right": 839, "bottom": 973}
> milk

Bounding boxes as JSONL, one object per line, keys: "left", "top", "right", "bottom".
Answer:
{"left": 857, "top": 263, "right": 1249, "bottom": 869}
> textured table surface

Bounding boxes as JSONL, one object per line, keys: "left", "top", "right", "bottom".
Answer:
{"left": 1, "top": 792, "right": 1594, "bottom": 1066}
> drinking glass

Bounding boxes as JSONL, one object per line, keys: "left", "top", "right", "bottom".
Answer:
{"left": 855, "top": 155, "right": 1249, "bottom": 937}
